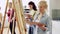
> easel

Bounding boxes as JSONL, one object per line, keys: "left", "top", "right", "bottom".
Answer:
{"left": 1, "top": 0, "right": 26, "bottom": 34}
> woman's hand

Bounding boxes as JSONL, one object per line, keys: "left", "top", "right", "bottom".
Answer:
{"left": 25, "top": 18, "right": 30, "bottom": 22}
{"left": 37, "top": 23, "right": 46, "bottom": 31}
{"left": 25, "top": 14, "right": 32, "bottom": 19}
{"left": 40, "top": 26, "right": 46, "bottom": 31}
{"left": 25, "top": 18, "right": 33, "bottom": 25}
{"left": 38, "top": 25, "right": 46, "bottom": 31}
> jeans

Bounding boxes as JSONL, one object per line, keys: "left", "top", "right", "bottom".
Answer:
{"left": 29, "top": 26, "right": 34, "bottom": 34}
{"left": 29, "top": 18, "right": 34, "bottom": 34}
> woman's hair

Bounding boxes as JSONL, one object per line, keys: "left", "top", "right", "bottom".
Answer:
{"left": 9, "top": 2, "right": 12, "bottom": 5}
{"left": 39, "top": 1, "right": 48, "bottom": 9}
{"left": 28, "top": 1, "right": 37, "bottom": 11}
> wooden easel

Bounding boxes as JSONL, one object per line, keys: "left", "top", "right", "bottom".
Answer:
{"left": 1, "top": 0, "right": 26, "bottom": 34}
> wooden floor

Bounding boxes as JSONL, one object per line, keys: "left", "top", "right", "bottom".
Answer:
{"left": 2, "top": 26, "right": 29, "bottom": 34}
{"left": 3, "top": 27, "right": 19, "bottom": 34}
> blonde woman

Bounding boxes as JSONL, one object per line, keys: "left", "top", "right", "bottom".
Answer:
{"left": 26, "top": 1, "right": 52, "bottom": 34}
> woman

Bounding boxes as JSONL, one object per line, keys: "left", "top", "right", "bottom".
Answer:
{"left": 7, "top": 2, "right": 16, "bottom": 34}
{"left": 26, "top": 1, "right": 37, "bottom": 34}
{"left": 26, "top": 1, "right": 37, "bottom": 20}
{"left": 26, "top": 1, "right": 52, "bottom": 34}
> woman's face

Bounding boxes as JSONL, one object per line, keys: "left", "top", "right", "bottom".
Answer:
{"left": 39, "top": 5, "right": 45, "bottom": 13}
{"left": 29, "top": 5, "right": 33, "bottom": 10}
{"left": 9, "top": 3, "right": 12, "bottom": 8}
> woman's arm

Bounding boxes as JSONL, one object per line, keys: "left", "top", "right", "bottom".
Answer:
{"left": 26, "top": 20, "right": 47, "bottom": 31}
{"left": 25, "top": 14, "right": 32, "bottom": 19}
{"left": 26, "top": 20, "right": 45, "bottom": 26}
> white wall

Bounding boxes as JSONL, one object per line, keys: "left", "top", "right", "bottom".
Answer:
{"left": 0, "top": 0, "right": 6, "bottom": 16}
{"left": 50, "top": 0, "right": 60, "bottom": 34}
{"left": 0, "top": 0, "right": 50, "bottom": 16}
{"left": 50, "top": 0, "right": 60, "bottom": 9}
{"left": 50, "top": 0, "right": 60, "bottom": 16}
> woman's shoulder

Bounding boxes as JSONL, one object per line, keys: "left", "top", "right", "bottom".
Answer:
{"left": 46, "top": 15, "right": 52, "bottom": 20}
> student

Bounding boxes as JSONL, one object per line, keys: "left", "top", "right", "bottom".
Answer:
{"left": 7, "top": 2, "right": 16, "bottom": 34}
{"left": 26, "top": 1, "right": 37, "bottom": 20}
{"left": 26, "top": 1, "right": 37, "bottom": 34}
{"left": 26, "top": 1, "right": 52, "bottom": 34}
{"left": 0, "top": 7, "right": 2, "bottom": 34}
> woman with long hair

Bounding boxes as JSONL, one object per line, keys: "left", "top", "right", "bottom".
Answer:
{"left": 26, "top": 1, "right": 37, "bottom": 34}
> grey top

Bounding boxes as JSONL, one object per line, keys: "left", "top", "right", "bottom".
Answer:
{"left": 33, "top": 13, "right": 52, "bottom": 34}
